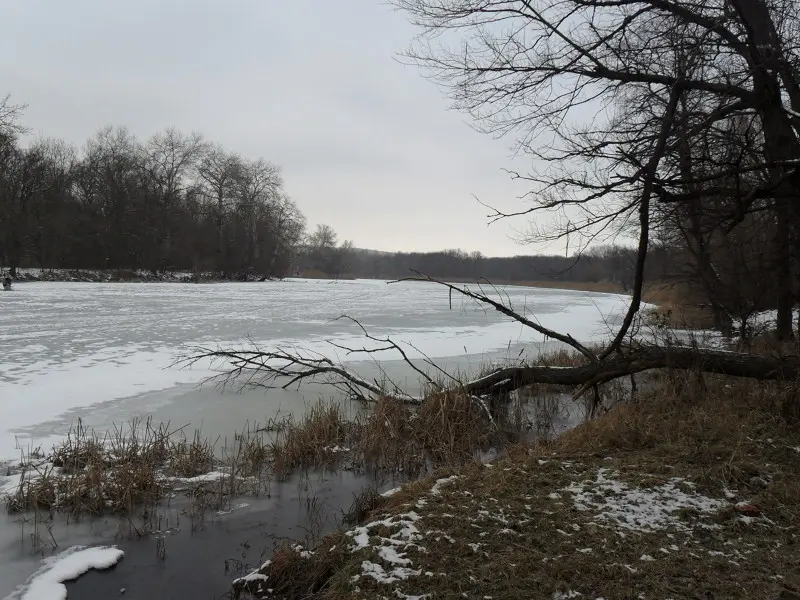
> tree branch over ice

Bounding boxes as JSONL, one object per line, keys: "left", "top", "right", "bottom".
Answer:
{"left": 391, "top": 271, "right": 600, "bottom": 363}
{"left": 180, "top": 344, "right": 421, "bottom": 404}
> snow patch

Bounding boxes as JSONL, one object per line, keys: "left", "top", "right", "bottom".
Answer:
{"left": 430, "top": 475, "right": 460, "bottom": 496}
{"left": 215, "top": 502, "right": 250, "bottom": 516}
{"left": 323, "top": 445, "right": 351, "bottom": 453}
{"left": 8, "top": 545, "right": 124, "bottom": 600}
{"left": 563, "top": 469, "right": 727, "bottom": 533}
{"left": 346, "top": 512, "right": 423, "bottom": 552}
{"left": 232, "top": 560, "right": 273, "bottom": 587}
{"left": 167, "top": 470, "right": 227, "bottom": 484}
{"left": 378, "top": 546, "right": 412, "bottom": 566}
{"left": 237, "top": 572, "right": 268, "bottom": 583}
{"left": 359, "top": 560, "right": 421, "bottom": 584}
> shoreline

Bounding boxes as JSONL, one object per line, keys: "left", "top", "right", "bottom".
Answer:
{"left": 4, "top": 267, "right": 631, "bottom": 296}
{"left": 228, "top": 375, "right": 800, "bottom": 600}
{"left": 0, "top": 358, "right": 585, "bottom": 598}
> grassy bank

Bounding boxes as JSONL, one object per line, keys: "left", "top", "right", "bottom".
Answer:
{"left": 233, "top": 373, "right": 800, "bottom": 599}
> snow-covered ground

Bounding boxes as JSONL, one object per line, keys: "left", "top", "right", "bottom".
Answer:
{"left": 0, "top": 279, "right": 632, "bottom": 459}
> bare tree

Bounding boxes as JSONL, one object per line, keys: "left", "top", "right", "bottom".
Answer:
{"left": 394, "top": 0, "right": 800, "bottom": 340}
{"left": 303, "top": 224, "right": 348, "bottom": 277}
{"left": 25, "top": 138, "right": 78, "bottom": 269}
{"left": 262, "top": 194, "right": 306, "bottom": 278}
{"left": 234, "top": 158, "right": 283, "bottom": 267}
{"left": 141, "top": 128, "right": 207, "bottom": 273}
{"left": 0, "top": 146, "right": 47, "bottom": 275}
{"left": 197, "top": 144, "right": 242, "bottom": 274}
{"left": 0, "top": 95, "right": 27, "bottom": 140}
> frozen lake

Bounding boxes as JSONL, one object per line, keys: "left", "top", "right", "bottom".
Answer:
{"left": 0, "top": 278, "right": 631, "bottom": 460}
{"left": 0, "top": 278, "right": 633, "bottom": 598}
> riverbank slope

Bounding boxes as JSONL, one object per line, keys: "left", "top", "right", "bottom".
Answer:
{"left": 234, "top": 372, "right": 800, "bottom": 600}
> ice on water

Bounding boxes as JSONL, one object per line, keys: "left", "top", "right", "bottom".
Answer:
{"left": 0, "top": 279, "right": 630, "bottom": 458}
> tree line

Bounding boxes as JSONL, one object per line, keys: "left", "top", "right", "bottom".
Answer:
{"left": 0, "top": 99, "right": 659, "bottom": 289}
{"left": 0, "top": 101, "right": 306, "bottom": 279}
{"left": 340, "top": 245, "right": 650, "bottom": 288}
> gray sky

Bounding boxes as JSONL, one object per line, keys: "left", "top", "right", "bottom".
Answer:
{"left": 1, "top": 0, "right": 555, "bottom": 257}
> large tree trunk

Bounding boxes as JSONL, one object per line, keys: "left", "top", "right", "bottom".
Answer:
{"left": 463, "top": 345, "right": 800, "bottom": 397}
{"left": 774, "top": 199, "right": 795, "bottom": 340}
{"left": 731, "top": 0, "right": 800, "bottom": 340}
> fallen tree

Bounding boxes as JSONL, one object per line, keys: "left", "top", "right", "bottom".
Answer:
{"left": 188, "top": 339, "right": 800, "bottom": 403}
{"left": 464, "top": 344, "right": 800, "bottom": 396}
{"left": 184, "top": 276, "right": 800, "bottom": 413}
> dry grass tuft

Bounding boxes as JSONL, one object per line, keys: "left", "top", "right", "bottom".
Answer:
{"left": 2, "top": 417, "right": 269, "bottom": 516}
{"left": 268, "top": 401, "right": 355, "bottom": 479}
{"left": 231, "top": 534, "right": 351, "bottom": 599}
{"left": 643, "top": 280, "right": 716, "bottom": 329}
{"left": 6, "top": 418, "right": 176, "bottom": 514}
{"left": 355, "top": 391, "right": 499, "bottom": 474}
{"left": 227, "top": 423, "right": 271, "bottom": 478}
{"left": 357, "top": 397, "right": 419, "bottom": 473}
{"left": 169, "top": 430, "right": 215, "bottom": 478}
{"left": 343, "top": 486, "right": 384, "bottom": 525}
{"left": 415, "top": 391, "right": 495, "bottom": 463}
{"left": 268, "top": 391, "right": 509, "bottom": 479}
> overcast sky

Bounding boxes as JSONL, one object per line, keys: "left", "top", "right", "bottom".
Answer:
{"left": 1, "top": 1, "right": 557, "bottom": 257}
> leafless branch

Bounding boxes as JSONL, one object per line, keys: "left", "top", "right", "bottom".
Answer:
{"left": 390, "top": 271, "right": 599, "bottom": 362}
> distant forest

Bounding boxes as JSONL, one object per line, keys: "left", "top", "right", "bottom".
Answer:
{"left": 0, "top": 113, "right": 306, "bottom": 278}
{"left": 340, "top": 246, "right": 653, "bottom": 290}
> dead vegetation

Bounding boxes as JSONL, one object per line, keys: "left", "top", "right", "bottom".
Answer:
{"left": 2, "top": 417, "right": 270, "bottom": 516}
{"left": 356, "top": 391, "right": 500, "bottom": 474}
{"left": 1, "top": 376, "right": 568, "bottom": 519}
{"left": 232, "top": 371, "right": 800, "bottom": 600}
{"left": 268, "top": 402, "right": 355, "bottom": 479}
{"left": 642, "top": 281, "right": 717, "bottom": 330}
